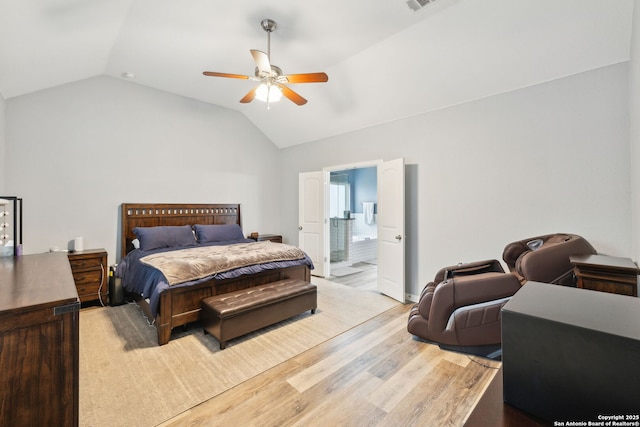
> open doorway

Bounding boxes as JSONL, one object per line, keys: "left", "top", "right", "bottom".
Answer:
{"left": 328, "top": 166, "right": 378, "bottom": 291}
{"left": 299, "top": 158, "right": 405, "bottom": 302}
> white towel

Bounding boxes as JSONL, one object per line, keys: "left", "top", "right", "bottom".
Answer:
{"left": 363, "top": 202, "right": 375, "bottom": 225}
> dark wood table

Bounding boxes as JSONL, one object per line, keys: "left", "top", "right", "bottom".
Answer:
{"left": 570, "top": 254, "right": 638, "bottom": 296}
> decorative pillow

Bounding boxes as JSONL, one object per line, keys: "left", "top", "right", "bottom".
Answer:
{"left": 133, "top": 225, "right": 197, "bottom": 251}
{"left": 193, "top": 224, "right": 244, "bottom": 243}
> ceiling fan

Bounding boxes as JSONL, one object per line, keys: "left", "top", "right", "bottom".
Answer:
{"left": 203, "top": 19, "right": 328, "bottom": 106}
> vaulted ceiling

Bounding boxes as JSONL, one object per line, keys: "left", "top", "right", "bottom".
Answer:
{"left": 0, "top": 0, "right": 634, "bottom": 148}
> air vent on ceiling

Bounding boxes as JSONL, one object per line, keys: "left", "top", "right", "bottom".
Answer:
{"left": 407, "top": 0, "right": 436, "bottom": 12}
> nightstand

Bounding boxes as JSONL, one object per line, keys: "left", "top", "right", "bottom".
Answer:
{"left": 68, "top": 248, "right": 108, "bottom": 304}
{"left": 248, "top": 234, "right": 283, "bottom": 243}
{"left": 570, "top": 254, "right": 638, "bottom": 297}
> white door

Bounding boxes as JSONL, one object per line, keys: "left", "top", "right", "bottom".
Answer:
{"left": 298, "top": 171, "right": 327, "bottom": 277}
{"left": 377, "top": 158, "right": 405, "bottom": 302}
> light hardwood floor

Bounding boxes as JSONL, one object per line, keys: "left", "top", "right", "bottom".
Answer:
{"left": 329, "top": 261, "right": 377, "bottom": 291}
{"left": 160, "top": 300, "right": 501, "bottom": 426}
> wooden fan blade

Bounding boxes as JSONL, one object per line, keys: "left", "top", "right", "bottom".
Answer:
{"left": 203, "top": 71, "right": 250, "bottom": 80}
{"left": 282, "top": 72, "right": 329, "bottom": 84}
{"left": 250, "top": 49, "right": 271, "bottom": 74}
{"left": 239, "top": 86, "right": 258, "bottom": 103}
{"left": 277, "top": 84, "right": 307, "bottom": 106}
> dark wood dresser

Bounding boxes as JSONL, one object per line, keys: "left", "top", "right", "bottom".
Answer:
{"left": 68, "top": 248, "right": 108, "bottom": 304}
{"left": 0, "top": 252, "right": 80, "bottom": 426}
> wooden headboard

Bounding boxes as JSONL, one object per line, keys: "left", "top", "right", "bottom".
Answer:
{"left": 120, "top": 203, "right": 241, "bottom": 257}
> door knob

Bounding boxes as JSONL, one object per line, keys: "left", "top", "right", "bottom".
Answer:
{"left": 395, "top": 235, "right": 402, "bottom": 241}
{"left": 298, "top": 226, "right": 303, "bottom": 230}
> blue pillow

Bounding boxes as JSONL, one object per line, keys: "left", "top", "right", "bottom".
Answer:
{"left": 133, "top": 225, "right": 196, "bottom": 251}
{"left": 194, "top": 224, "right": 244, "bottom": 243}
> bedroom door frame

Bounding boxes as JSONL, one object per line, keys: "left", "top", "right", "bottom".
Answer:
{"left": 299, "top": 158, "right": 405, "bottom": 302}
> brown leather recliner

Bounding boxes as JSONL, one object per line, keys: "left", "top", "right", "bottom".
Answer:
{"left": 407, "top": 233, "right": 596, "bottom": 349}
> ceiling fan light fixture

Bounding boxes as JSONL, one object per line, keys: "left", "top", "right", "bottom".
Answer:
{"left": 202, "top": 18, "right": 327, "bottom": 106}
{"left": 255, "top": 84, "right": 282, "bottom": 103}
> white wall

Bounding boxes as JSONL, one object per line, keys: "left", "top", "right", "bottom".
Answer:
{"left": 630, "top": 0, "right": 640, "bottom": 262}
{"left": 0, "top": 93, "right": 5, "bottom": 193}
{"left": 5, "top": 76, "right": 281, "bottom": 263}
{"left": 280, "top": 63, "right": 632, "bottom": 299}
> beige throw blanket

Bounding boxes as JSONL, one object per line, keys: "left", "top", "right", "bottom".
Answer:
{"left": 140, "top": 241, "right": 306, "bottom": 286}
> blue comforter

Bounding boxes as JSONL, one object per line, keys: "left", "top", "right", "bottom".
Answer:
{"left": 116, "top": 239, "right": 313, "bottom": 318}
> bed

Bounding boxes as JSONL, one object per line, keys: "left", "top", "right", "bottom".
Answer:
{"left": 118, "top": 203, "right": 312, "bottom": 346}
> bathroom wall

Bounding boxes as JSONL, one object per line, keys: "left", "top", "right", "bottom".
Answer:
{"left": 350, "top": 167, "right": 378, "bottom": 264}
{"left": 329, "top": 166, "right": 378, "bottom": 267}
{"left": 349, "top": 237, "right": 377, "bottom": 264}
{"left": 351, "top": 167, "right": 377, "bottom": 215}
{"left": 352, "top": 213, "right": 377, "bottom": 239}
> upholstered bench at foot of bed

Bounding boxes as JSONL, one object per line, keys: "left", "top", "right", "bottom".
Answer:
{"left": 201, "top": 279, "right": 317, "bottom": 350}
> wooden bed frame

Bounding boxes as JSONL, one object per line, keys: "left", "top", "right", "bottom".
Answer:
{"left": 120, "top": 203, "right": 311, "bottom": 346}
